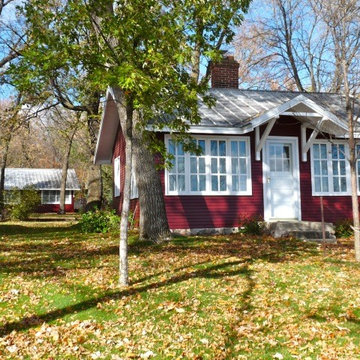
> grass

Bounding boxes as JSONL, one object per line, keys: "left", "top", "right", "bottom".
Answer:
{"left": 0, "top": 221, "right": 360, "bottom": 359}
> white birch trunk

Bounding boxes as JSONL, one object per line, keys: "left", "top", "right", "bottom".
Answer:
{"left": 110, "top": 86, "right": 133, "bottom": 286}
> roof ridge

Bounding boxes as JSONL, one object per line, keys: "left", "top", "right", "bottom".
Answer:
{"left": 210, "top": 88, "right": 342, "bottom": 96}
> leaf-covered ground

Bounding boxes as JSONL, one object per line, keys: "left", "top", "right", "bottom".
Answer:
{"left": 1, "top": 221, "right": 360, "bottom": 359}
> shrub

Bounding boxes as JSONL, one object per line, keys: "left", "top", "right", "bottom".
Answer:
{"left": 7, "top": 187, "right": 41, "bottom": 221}
{"left": 239, "top": 215, "right": 265, "bottom": 235}
{"left": 335, "top": 218, "right": 353, "bottom": 238}
{"left": 79, "top": 209, "right": 120, "bottom": 233}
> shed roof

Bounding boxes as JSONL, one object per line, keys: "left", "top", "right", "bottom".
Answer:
{"left": 3, "top": 168, "right": 81, "bottom": 191}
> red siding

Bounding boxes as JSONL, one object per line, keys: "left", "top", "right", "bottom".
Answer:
{"left": 112, "top": 126, "right": 140, "bottom": 219}
{"left": 160, "top": 132, "right": 264, "bottom": 229}
{"left": 112, "top": 117, "right": 356, "bottom": 229}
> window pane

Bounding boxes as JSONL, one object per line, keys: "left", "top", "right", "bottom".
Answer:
{"left": 240, "top": 176, "right": 247, "bottom": 191}
{"left": 211, "top": 176, "right": 218, "bottom": 191}
{"left": 169, "top": 158, "right": 176, "bottom": 173}
{"left": 211, "top": 158, "right": 217, "bottom": 173}
{"left": 191, "top": 175, "right": 197, "bottom": 191}
{"left": 198, "top": 140, "right": 205, "bottom": 153}
{"left": 332, "top": 161, "right": 338, "bottom": 176}
{"left": 320, "top": 144, "right": 327, "bottom": 159}
{"left": 169, "top": 175, "right": 176, "bottom": 191}
{"left": 340, "top": 161, "right": 346, "bottom": 175}
{"left": 313, "top": 144, "right": 319, "bottom": 159}
{"left": 232, "top": 176, "right": 239, "bottom": 191}
{"left": 177, "top": 143, "right": 184, "bottom": 155}
{"left": 178, "top": 157, "right": 185, "bottom": 173}
{"left": 232, "top": 158, "right": 239, "bottom": 173}
{"left": 332, "top": 145, "right": 338, "bottom": 159}
{"left": 199, "top": 158, "right": 205, "bottom": 173}
{"left": 190, "top": 158, "right": 197, "bottom": 173}
{"left": 314, "top": 160, "right": 320, "bottom": 175}
{"left": 269, "top": 159, "right": 276, "bottom": 171}
{"left": 199, "top": 175, "right": 206, "bottom": 191}
{"left": 339, "top": 144, "right": 345, "bottom": 159}
{"left": 239, "top": 141, "right": 246, "bottom": 156}
{"left": 231, "top": 141, "right": 238, "bottom": 156}
{"left": 211, "top": 141, "right": 218, "bottom": 156}
{"left": 315, "top": 177, "right": 321, "bottom": 192}
{"left": 275, "top": 145, "right": 282, "bottom": 157}
{"left": 220, "top": 176, "right": 226, "bottom": 191}
{"left": 333, "top": 178, "right": 339, "bottom": 192}
{"left": 322, "top": 177, "right": 329, "bottom": 192}
{"left": 284, "top": 159, "right": 290, "bottom": 172}
{"left": 219, "top": 141, "right": 226, "bottom": 156}
{"left": 321, "top": 161, "right": 328, "bottom": 175}
{"left": 219, "top": 158, "right": 226, "bottom": 173}
{"left": 240, "top": 158, "right": 246, "bottom": 174}
{"left": 341, "top": 177, "right": 347, "bottom": 192}
{"left": 178, "top": 175, "right": 185, "bottom": 191}
{"left": 283, "top": 146, "right": 290, "bottom": 158}
{"left": 169, "top": 140, "right": 175, "bottom": 155}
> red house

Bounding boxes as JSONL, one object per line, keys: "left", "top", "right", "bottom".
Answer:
{"left": 4, "top": 168, "right": 80, "bottom": 213}
{"left": 95, "top": 56, "right": 360, "bottom": 234}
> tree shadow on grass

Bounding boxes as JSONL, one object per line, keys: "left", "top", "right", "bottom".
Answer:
{"left": 0, "top": 260, "right": 249, "bottom": 336}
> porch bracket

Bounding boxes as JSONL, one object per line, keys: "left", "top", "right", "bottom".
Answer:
{"left": 301, "top": 119, "right": 324, "bottom": 162}
{"left": 255, "top": 117, "right": 277, "bottom": 161}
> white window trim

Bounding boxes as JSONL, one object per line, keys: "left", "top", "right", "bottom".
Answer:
{"left": 114, "top": 156, "right": 121, "bottom": 197}
{"left": 41, "top": 190, "right": 72, "bottom": 205}
{"left": 164, "top": 135, "right": 252, "bottom": 196}
{"left": 310, "top": 140, "right": 351, "bottom": 196}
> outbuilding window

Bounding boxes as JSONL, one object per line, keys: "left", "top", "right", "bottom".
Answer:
{"left": 41, "top": 190, "right": 72, "bottom": 204}
{"left": 165, "top": 135, "right": 252, "bottom": 196}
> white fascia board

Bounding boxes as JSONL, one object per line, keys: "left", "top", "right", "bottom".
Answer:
{"left": 251, "top": 94, "right": 348, "bottom": 132}
{"left": 94, "top": 89, "right": 118, "bottom": 165}
{"left": 147, "top": 124, "right": 253, "bottom": 135}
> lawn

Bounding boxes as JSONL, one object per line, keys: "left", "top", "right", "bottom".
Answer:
{"left": 1, "top": 222, "right": 360, "bottom": 359}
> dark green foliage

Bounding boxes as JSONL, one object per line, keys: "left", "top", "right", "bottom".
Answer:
{"left": 335, "top": 218, "right": 354, "bottom": 238}
{"left": 239, "top": 215, "right": 265, "bottom": 235}
{"left": 79, "top": 209, "right": 120, "bottom": 233}
{"left": 7, "top": 187, "right": 41, "bottom": 221}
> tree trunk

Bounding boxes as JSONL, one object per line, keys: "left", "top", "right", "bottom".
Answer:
{"left": 86, "top": 110, "right": 102, "bottom": 211}
{"left": 343, "top": 59, "right": 360, "bottom": 261}
{"left": 110, "top": 86, "right": 133, "bottom": 286}
{"left": 85, "top": 164, "right": 102, "bottom": 211}
{"left": 59, "top": 130, "right": 76, "bottom": 214}
{"left": 0, "top": 134, "right": 11, "bottom": 218}
{"left": 133, "top": 122, "right": 171, "bottom": 242}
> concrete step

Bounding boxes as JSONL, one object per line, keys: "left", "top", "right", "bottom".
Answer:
{"left": 266, "top": 221, "right": 336, "bottom": 242}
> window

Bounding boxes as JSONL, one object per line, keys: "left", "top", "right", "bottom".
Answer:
{"left": 165, "top": 135, "right": 252, "bottom": 195}
{"left": 114, "top": 156, "right": 120, "bottom": 197}
{"left": 311, "top": 141, "right": 349, "bottom": 195}
{"left": 41, "top": 190, "right": 72, "bottom": 204}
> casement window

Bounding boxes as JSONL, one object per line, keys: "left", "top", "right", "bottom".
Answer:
{"left": 41, "top": 190, "right": 72, "bottom": 204}
{"left": 114, "top": 156, "right": 121, "bottom": 197}
{"left": 165, "top": 135, "right": 252, "bottom": 196}
{"left": 311, "top": 141, "right": 350, "bottom": 195}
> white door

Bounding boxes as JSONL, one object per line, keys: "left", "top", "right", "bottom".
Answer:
{"left": 263, "top": 138, "right": 300, "bottom": 220}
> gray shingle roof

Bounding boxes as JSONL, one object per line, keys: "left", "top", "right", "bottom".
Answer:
{"left": 197, "top": 89, "right": 358, "bottom": 128}
{"left": 3, "top": 168, "right": 81, "bottom": 191}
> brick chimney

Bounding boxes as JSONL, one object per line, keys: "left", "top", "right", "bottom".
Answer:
{"left": 211, "top": 55, "right": 239, "bottom": 89}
